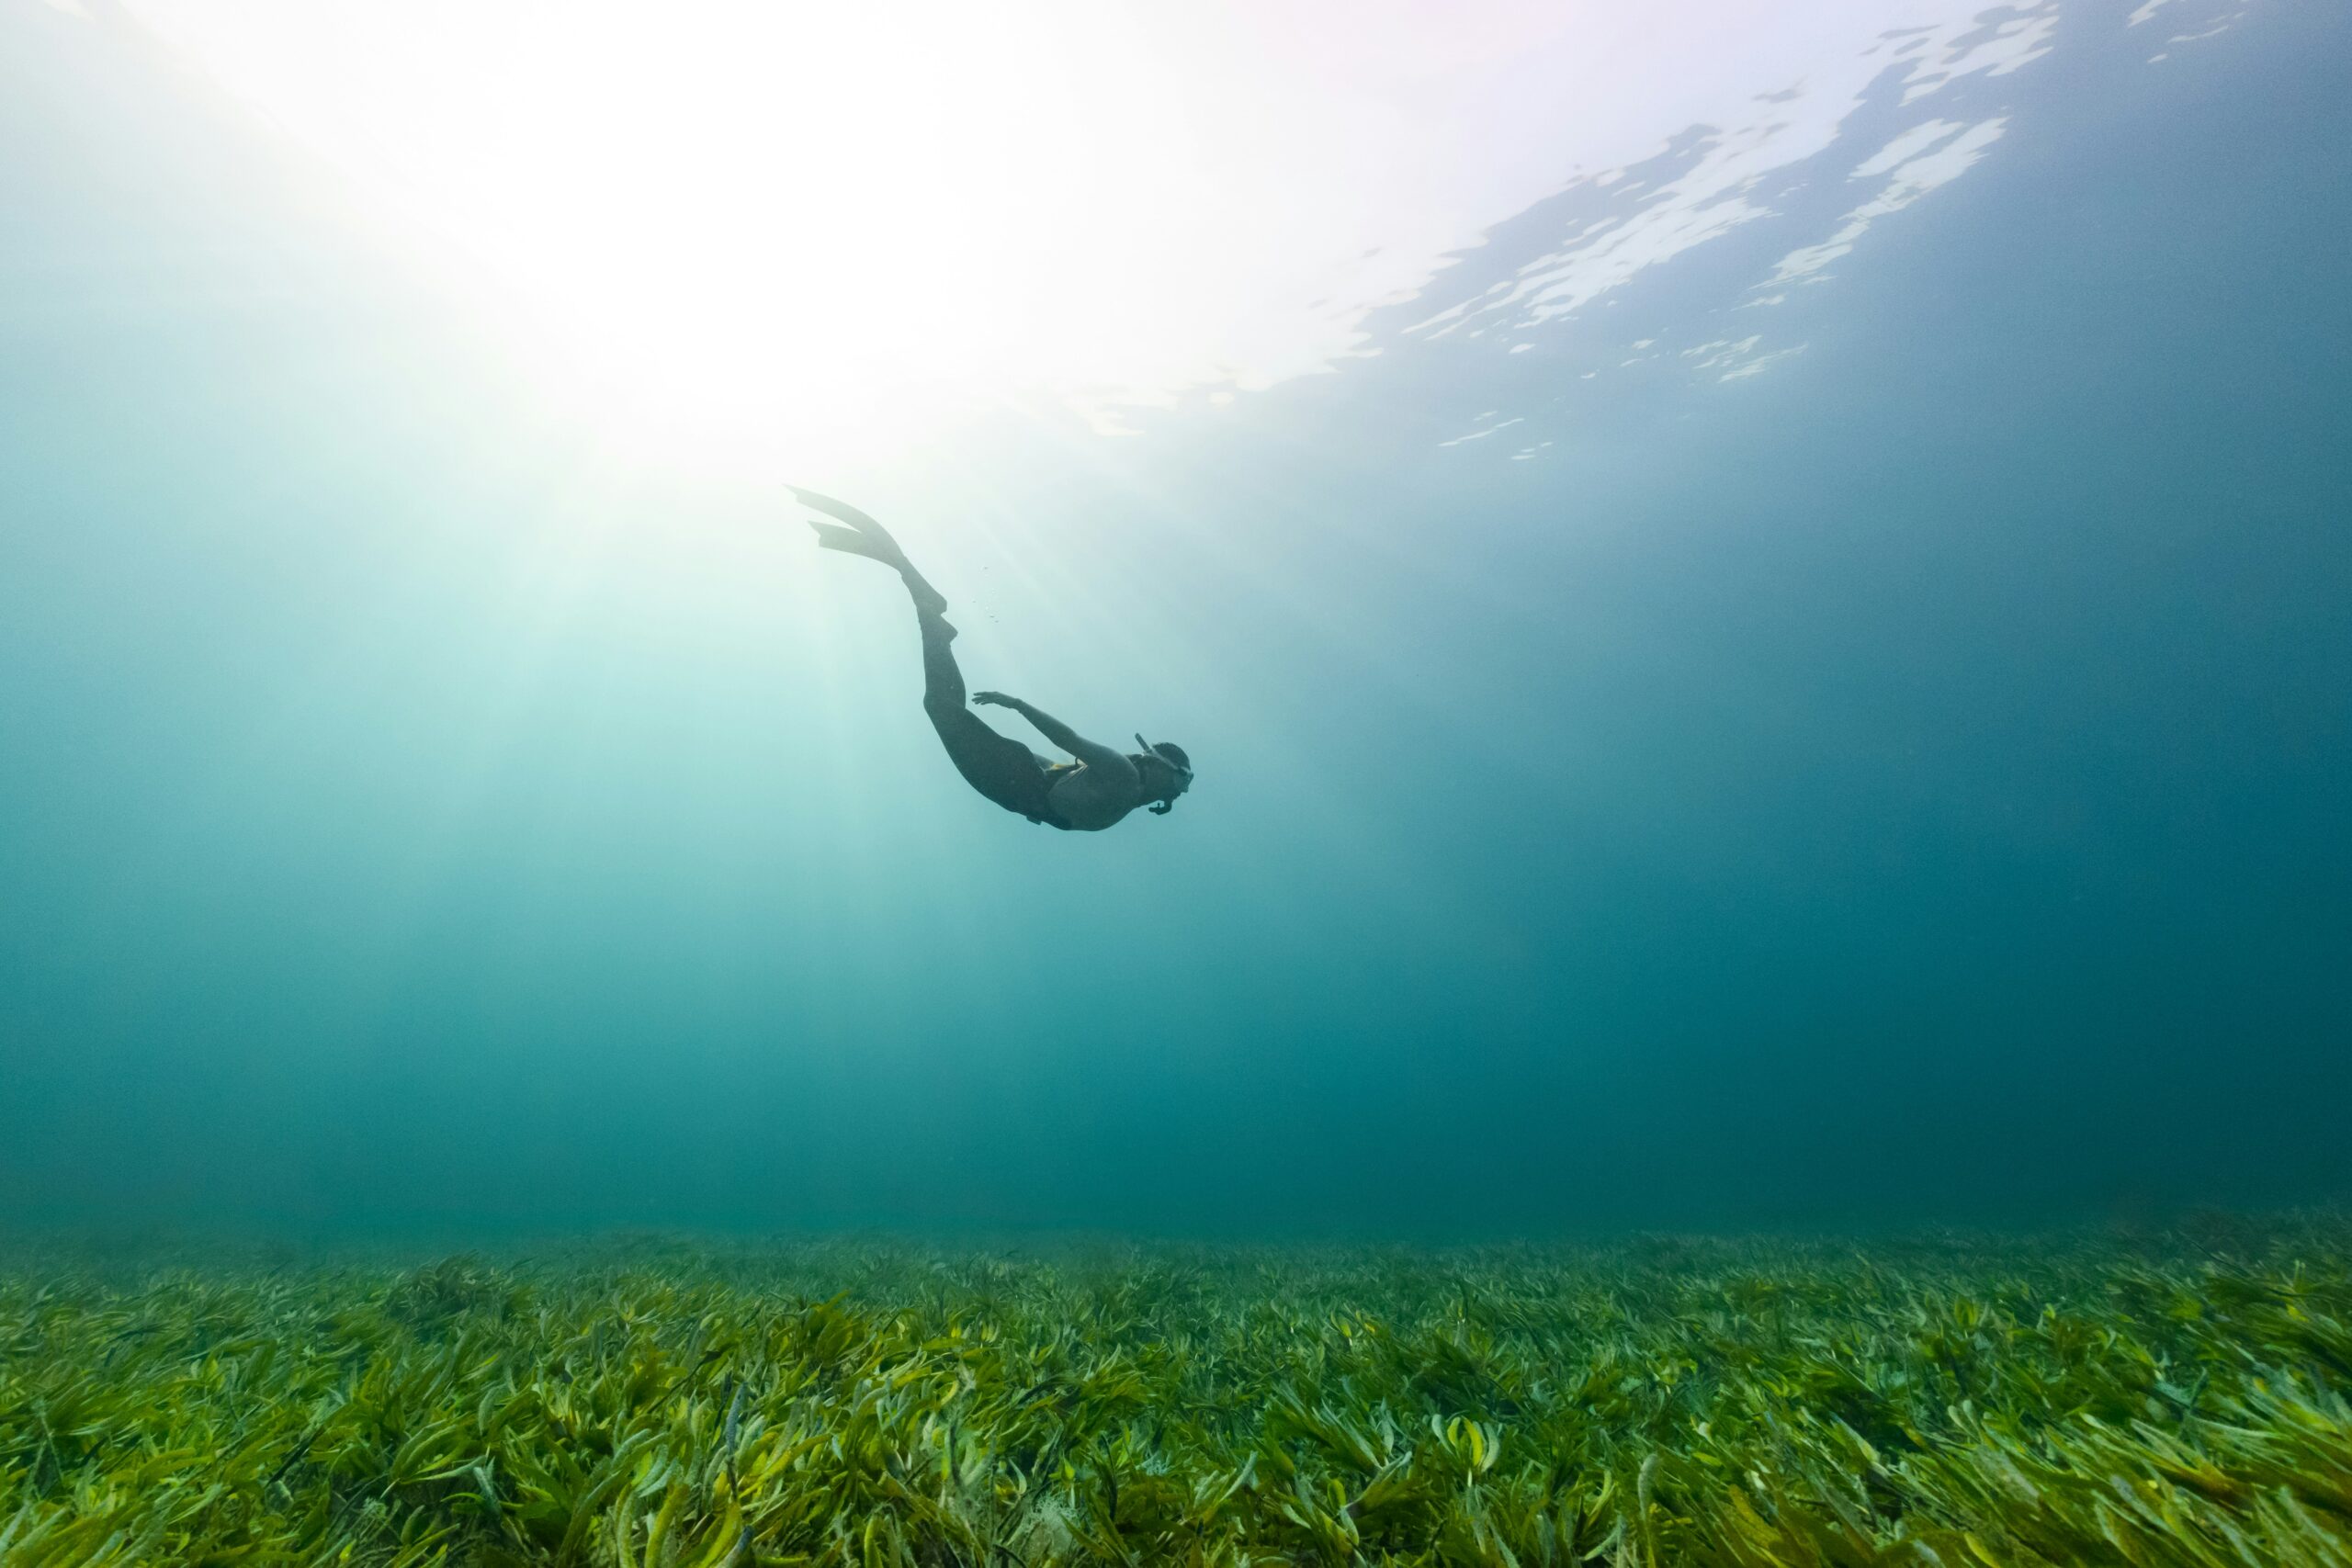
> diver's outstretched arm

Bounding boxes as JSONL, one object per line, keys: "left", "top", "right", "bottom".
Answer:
{"left": 973, "top": 693, "right": 1133, "bottom": 775}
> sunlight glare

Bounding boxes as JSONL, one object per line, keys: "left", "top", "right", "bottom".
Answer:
{"left": 122, "top": 0, "right": 1465, "bottom": 468}
{"left": 111, "top": 0, "right": 2018, "bottom": 472}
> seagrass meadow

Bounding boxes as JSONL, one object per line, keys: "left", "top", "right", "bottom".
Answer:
{"left": 16, "top": 3, "right": 2352, "bottom": 1562}
{"left": 6, "top": 1222, "right": 2352, "bottom": 1567}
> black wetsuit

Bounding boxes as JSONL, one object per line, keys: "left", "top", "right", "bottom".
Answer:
{"left": 918, "top": 614, "right": 1074, "bottom": 829}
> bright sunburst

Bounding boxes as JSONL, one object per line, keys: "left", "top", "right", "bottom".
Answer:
{"left": 107, "top": 0, "right": 2048, "bottom": 472}
{"left": 118, "top": 0, "right": 1577, "bottom": 468}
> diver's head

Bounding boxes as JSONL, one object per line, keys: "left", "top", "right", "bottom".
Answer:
{"left": 1134, "top": 736, "right": 1193, "bottom": 815}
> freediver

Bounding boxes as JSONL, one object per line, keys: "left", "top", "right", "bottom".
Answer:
{"left": 795, "top": 487, "right": 1193, "bottom": 831}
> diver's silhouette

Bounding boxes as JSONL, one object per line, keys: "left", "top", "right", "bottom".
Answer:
{"left": 796, "top": 488, "right": 1193, "bottom": 831}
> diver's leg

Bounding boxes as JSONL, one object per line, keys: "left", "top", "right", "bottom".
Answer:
{"left": 799, "top": 485, "right": 1045, "bottom": 819}
{"left": 919, "top": 610, "right": 967, "bottom": 716}
{"left": 916, "top": 611, "right": 1057, "bottom": 820}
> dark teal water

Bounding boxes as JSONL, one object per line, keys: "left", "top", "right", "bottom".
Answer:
{"left": 3, "top": 1, "right": 2347, "bottom": 1239}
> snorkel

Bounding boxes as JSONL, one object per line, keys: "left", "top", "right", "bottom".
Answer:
{"left": 1136, "top": 734, "right": 1193, "bottom": 815}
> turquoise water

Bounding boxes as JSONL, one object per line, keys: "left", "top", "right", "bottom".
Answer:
{"left": 2, "top": 0, "right": 2347, "bottom": 1242}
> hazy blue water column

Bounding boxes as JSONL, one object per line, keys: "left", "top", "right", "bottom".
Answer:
{"left": 1, "top": 1, "right": 2347, "bottom": 1238}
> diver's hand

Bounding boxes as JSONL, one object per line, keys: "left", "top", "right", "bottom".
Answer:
{"left": 972, "top": 691, "right": 1019, "bottom": 709}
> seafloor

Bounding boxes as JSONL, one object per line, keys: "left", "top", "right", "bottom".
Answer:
{"left": 4, "top": 1220, "right": 2349, "bottom": 1565}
